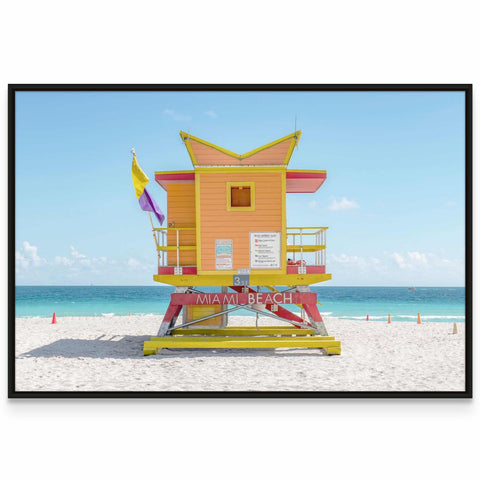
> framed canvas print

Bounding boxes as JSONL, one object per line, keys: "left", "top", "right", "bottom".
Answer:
{"left": 8, "top": 84, "right": 472, "bottom": 398}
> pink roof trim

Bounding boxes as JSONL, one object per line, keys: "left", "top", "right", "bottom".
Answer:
{"left": 155, "top": 172, "right": 195, "bottom": 190}
{"left": 155, "top": 171, "right": 326, "bottom": 193}
{"left": 286, "top": 171, "right": 326, "bottom": 193}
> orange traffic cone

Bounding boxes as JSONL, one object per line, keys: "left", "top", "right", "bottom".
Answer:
{"left": 387, "top": 314, "right": 391, "bottom": 324}
{"left": 417, "top": 313, "right": 422, "bottom": 324}
{"left": 366, "top": 315, "right": 369, "bottom": 321}
{"left": 51, "top": 312, "right": 57, "bottom": 324}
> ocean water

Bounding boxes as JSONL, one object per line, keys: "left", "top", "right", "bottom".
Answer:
{"left": 15, "top": 286, "right": 465, "bottom": 323}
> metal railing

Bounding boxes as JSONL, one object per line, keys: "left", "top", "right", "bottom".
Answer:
{"left": 150, "top": 225, "right": 327, "bottom": 270}
{"left": 286, "top": 227, "right": 328, "bottom": 266}
{"left": 152, "top": 227, "right": 196, "bottom": 269}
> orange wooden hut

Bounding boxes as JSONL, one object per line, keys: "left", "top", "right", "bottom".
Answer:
{"left": 142, "top": 131, "right": 341, "bottom": 355}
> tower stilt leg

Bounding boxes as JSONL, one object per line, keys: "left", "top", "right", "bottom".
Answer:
{"left": 303, "top": 303, "right": 328, "bottom": 336}
{"left": 156, "top": 303, "right": 183, "bottom": 336}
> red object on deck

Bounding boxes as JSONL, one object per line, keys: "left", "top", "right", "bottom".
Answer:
{"left": 286, "top": 265, "right": 325, "bottom": 274}
{"left": 51, "top": 312, "right": 57, "bottom": 324}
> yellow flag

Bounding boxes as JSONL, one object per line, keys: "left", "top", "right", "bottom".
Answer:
{"left": 132, "top": 153, "right": 149, "bottom": 199}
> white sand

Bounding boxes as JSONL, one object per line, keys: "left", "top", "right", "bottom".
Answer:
{"left": 15, "top": 315, "right": 465, "bottom": 392}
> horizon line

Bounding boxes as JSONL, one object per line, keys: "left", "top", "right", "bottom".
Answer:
{"left": 15, "top": 284, "right": 465, "bottom": 288}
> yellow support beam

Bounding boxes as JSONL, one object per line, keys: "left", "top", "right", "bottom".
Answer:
{"left": 170, "top": 326, "right": 316, "bottom": 336}
{"left": 153, "top": 272, "right": 332, "bottom": 287}
{"left": 325, "top": 346, "right": 341, "bottom": 355}
{"left": 143, "top": 336, "right": 341, "bottom": 355}
{"left": 156, "top": 245, "right": 197, "bottom": 251}
{"left": 200, "top": 326, "right": 303, "bottom": 329}
{"left": 153, "top": 227, "right": 196, "bottom": 231}
{"left": 286, "top": 245, "right": 325, "bottom": 252}
{"left": 287, "top": 227, "right": 329, "bottom": 230}
{"left": 151, "top": 335, "right": 335, "bottom": 341}
{"left": 287, "top": 232, "right": 324, "bottom": 236}
{"left": 163, "top": 330, "right": 325, "bottom": 338}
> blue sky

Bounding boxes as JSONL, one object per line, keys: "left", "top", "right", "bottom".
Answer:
{"left": 15, "top": 91, "right": 465, "bottom": 286}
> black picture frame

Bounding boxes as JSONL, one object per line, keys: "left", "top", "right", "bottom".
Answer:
{"left": 8, "top": 84, "right": 473, "bottom": 398}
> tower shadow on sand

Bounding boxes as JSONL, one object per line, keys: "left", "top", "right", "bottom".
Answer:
{"left": 18, "top": 335, "right": 332, "bottom": 359}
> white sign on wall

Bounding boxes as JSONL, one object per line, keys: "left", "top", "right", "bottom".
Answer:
{"left": 215, "top": 239, "right": 233, "bottom": 270}
{"left": 250, "top": 232, "right": 281, "bottom": 269}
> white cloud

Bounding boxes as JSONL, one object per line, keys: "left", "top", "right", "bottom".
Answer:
{"left": 15, "top": 241, "right": 159, "bottom": 285}
{"left": 392, "top": 252, "right": 407, "bottom": 269}
{"left": 23, "top": 241, "right": 47, "bottom": 266}
{"left": 328, "top": 253, "right": 389, "bottom": 277}
{"left": 15, "top": 251, "right": 29, "bottom": 270}
{"left": 55, "top": 256, "right": 74, "bottom": 266}
{"left": 327, "top": 250, "right": 463, "bottom": 286}
{"left": 18, "top": 243, "right": 111, "bottom": 273}
{"left": 392, "top": 251, "right": 429, "bottom": 270}
{"left": 127, "top": 258, "right": 140, "bottom": 267}
{"left": 163, "top": 108, "right": 192, "bottom": 122}
{"left": 204, "top": 109, "right": 218, "bottom": 119}
{"left": 330, "top": 253, "right": 367, "bottom": 267}
{"left": 407, "top": 251, "right": 428, "bottom": 265}
{"left": 70, "top": 245, "right": 86, "bottom": 259}
{"left": 327, "top": 197, "right": 359, "bottom": 211}
{"left": 15, "top": 241, "right": 47, "bottom": 269}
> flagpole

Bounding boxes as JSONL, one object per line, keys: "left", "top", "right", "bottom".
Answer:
{"left": 148, "top": 212, "right": 161, "bottom": 268}
{"left": 132, "top": 147, "right": 164, "bottom": 266}
{"left": 148, "top": 212, "right": 159, "bottom": 248}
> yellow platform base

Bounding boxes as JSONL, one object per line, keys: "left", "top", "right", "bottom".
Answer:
{"left": 153, "top": 272, "right": 331, "bottom": 287}
{"left": 144, "top": 327, "right": 341, "bottom": 356}
{"left": 170, "top": 326, "right": 317, "bottom": 336}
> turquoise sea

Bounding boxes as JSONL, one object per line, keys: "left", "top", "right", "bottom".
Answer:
{"left": 15, "top": 286, "right": 465, "bottom": 323}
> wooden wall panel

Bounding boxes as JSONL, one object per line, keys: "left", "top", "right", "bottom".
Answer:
{"left": 167, "top": 183, "right": 196, "bottom": 266}
{"left": 199, "top": 171, "right": 283, "bottom": 271}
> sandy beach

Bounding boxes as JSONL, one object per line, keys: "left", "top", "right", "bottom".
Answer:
{"left": 15, "top": 315, "right": 465, "bottom": 392}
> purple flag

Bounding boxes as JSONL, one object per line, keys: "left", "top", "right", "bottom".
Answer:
{"left": 139, "top": 188, "right": 165, "bottom": 225}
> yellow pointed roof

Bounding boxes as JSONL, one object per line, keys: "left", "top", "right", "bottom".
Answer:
{"left": 179, "top": 131, "right": 301, "bottom": 166}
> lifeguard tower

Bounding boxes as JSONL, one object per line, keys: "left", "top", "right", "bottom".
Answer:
{"left": 143, "top": 131, "right": 341, "bottom": 355}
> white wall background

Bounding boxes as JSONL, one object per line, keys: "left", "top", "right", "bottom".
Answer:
{"left": 1, "top": 2, "right": 477, "bottom": 479}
